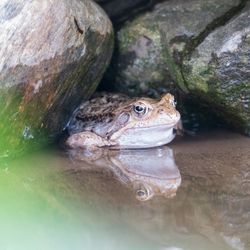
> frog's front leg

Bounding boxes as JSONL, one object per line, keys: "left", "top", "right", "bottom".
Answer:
{"left": 66, "top": 131, "right": 114, "bottom": 149}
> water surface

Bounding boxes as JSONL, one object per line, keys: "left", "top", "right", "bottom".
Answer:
{"left": 0, "top": 130, "right": 249, "bottom": 250}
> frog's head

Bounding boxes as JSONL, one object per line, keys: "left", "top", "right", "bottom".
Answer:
{"left": 107, "top": 93, "right": 180, "bottom": 148}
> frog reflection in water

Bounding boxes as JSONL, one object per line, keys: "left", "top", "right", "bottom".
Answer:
{"left": 68, "top": 147, "right": 181, "bottom": 201}
{"left": 66, "top": 92, "right": 180, "bottom": 149}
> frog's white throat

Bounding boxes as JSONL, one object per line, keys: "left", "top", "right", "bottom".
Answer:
{"left": 110, "top": 124, "right": 176, "bottom": 149}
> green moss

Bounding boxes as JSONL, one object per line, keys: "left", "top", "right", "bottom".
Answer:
{"left": 185, "top": 73, "right": 209, "bottom": 93}
{"left": 159, "top": 33, "right": 188, "bottom": 93}
{"left": 225, "top": 82, "right": 250, "bottom": 96}
{"left": 0, "top": 92, "right": 51, "bottom": 159}
{"left": 190, "top": 85, "right": 248, "bottom": 133}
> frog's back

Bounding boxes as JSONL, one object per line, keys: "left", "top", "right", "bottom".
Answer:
{"left": 67, "top": 92, "right": 131, "bottom": 136}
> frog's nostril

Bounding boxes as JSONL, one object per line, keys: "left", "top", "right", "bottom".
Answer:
{"left": 158, "top": 108, "right": 164, "bottom": 114}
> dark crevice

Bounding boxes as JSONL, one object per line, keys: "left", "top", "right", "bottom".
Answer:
{"left": 183, "top": 0, "right": 248, "bottom": 60}
{"left": 100, "top": 0, "right": 155, "bottom": 28}
{"left": 74, "top": 17, "right": 83, "bottom": 34}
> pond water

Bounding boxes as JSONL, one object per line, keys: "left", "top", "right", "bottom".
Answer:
{"left": 0, "top": 130, "right": 249, "bottom": 250}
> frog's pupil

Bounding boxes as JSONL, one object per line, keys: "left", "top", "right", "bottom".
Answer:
{"left": 137, "top": 190, "right": 146, "bottom": 197}
{"left": 135, "top": 106, "right": 144, "bottom": 113}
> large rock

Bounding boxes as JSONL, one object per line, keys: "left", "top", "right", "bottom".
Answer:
{"left": 0, "top": 0, "right": 113, "bottom": 157}
{"left": 183, "top": 3, "right": 250, "bottom": 134}
{"left": 111, "top": 0, "right": 241, "bottom": 96}
{"left": 108, "top": 0, "right": 250, "bottom": 133}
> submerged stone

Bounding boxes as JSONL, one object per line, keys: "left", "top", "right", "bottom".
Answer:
{"left": 0, "top": 0, "right": 113, "bottom": 157}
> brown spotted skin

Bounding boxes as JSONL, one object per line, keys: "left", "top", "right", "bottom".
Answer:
{"left": 67, "top": 92, "right": 135, "bottom": 137}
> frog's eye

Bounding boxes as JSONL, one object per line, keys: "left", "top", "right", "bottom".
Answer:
{"left": 170, "top": 98, "right": 177, "bottom": 107}
{"left": 133, "top": 104, "right": 148, "bottom": 116}
{"left": 133, "top": 182, "right": 154, "bottom": 201}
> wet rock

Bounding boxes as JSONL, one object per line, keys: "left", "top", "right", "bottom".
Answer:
{"left": 107, "top": 0, "right": 250, "bottom": 133}
{"left": 110, "top": 0, "right": 240, "bottom": 97}
{"left": 0, "top": 0, "right": 113, "bottom": 157}
{"left": 94, "top": 0, "right": 154, "bottom": 24}
{"left": 183, "top": 3, "right": 250, "bottom": 134}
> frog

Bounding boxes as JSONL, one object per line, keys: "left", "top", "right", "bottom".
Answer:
{"left": 65, "top": 92, "right": 180, "bottom": 149}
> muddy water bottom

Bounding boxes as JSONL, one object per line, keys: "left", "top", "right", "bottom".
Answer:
{"left": 0, "top": 130, "right": 249, "bottom": 250}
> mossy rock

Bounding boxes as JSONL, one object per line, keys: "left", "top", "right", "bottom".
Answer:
{"left": 183, "top": 2, "right": 250, "bottom": 134}
{"left": 104, "top": 0, "right": 250, "bottom": 133}
{"left": 108, "top": 0, "right": 239, "bottom": 97}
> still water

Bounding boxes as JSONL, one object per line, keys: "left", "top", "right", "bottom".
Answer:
{"left": 0, "top": 131, "right": 249, "bottom": 250}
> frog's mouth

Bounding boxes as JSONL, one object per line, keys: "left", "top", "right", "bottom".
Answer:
{"left": 113, "top": 123, "right": 177, "bottom": 136}
{"left": 133, "top": 122, "right": 178, "bottom": 129}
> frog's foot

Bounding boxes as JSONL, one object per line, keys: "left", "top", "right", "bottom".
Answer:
{"left": 66, "top": 131, "right": 114, "bottom": 149}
